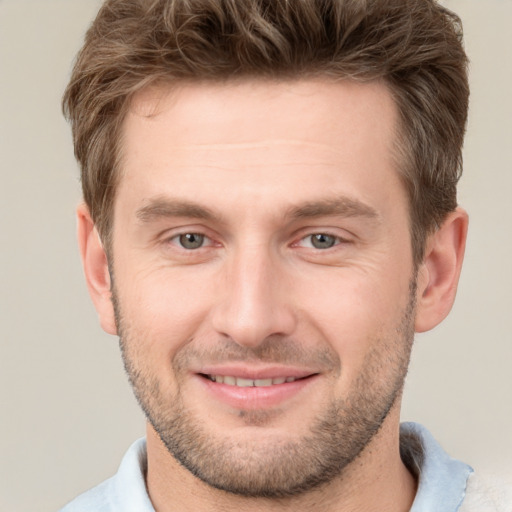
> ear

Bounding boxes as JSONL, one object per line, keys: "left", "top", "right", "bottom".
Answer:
{"left": 415, "top": 207, "right": 468, "bottom": 333}
{"left": 77, "top": 204, "right": 117, "bottom": 335}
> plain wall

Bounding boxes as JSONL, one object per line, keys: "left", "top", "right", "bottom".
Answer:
{"left": 0, "top": 1, "right": 510, "bottom": 511}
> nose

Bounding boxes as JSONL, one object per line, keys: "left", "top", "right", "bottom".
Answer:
{"left": 211, "top": 245, "right": 297, "bottom": 348}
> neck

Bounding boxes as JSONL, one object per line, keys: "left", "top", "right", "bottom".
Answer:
{"left": 145, "top": 406, "right": 417, "bottom": 512}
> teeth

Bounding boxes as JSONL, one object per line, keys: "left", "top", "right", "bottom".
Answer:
{"left": 236, "top": 378, "right": 254, "bottom": 387}
{"left": 208, "top": 375, "right": 297, "bottom": 387}
{"left": 254, "top": 379, "right": 272, "bottom": 387}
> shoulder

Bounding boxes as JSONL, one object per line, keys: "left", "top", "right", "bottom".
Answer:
{"left": 459, "top": 471, "right": 512, "bottom": 512}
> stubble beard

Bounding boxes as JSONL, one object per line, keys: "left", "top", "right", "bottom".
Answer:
{"left": 114, "top": 281, "right": 416, "bottom": 498}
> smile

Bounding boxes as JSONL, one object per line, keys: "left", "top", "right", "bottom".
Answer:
{"left": 206, "top": 375, "right": 298, "bottom": 387}
{"left": 196, "top": 371, "right": 320, "bottom": 409}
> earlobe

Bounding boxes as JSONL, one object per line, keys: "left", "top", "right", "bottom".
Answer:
{"left": 77, "top": 204, "right": 117, "bottom": 335}
{"left": 415, "top": 208, "right": 468, "bottom": 333}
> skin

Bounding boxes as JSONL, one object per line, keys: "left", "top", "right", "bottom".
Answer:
{"left": 78, "top": 79, "right": 468, "bottom": 511}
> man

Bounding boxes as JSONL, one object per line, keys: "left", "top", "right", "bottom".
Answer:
{"left": 59, "top": 0, "right": 510, "bottom": 511}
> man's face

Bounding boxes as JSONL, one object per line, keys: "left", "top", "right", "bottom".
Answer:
{"left": 109, "top": 79, "right": 417, "bottom": 496}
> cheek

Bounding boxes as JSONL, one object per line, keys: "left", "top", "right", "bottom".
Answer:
{"left": 293, "top": 268, "right": 412, "bottom": 375}
{"left": 115, "top": 264, "right": 217, "bottom": 357}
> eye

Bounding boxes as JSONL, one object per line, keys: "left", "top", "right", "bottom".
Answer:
{"left": 300, "top": 233, "right": 340, "bottom": 249}
{"left": 176, "top": 233, "right": 206, "bottom": 250}
{"left": 310, "top": 233, "right": 338, "bottom": 249}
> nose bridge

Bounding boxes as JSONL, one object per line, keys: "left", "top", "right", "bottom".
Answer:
{"left": 211, "top": 241, "right": 296, "bottom": 347}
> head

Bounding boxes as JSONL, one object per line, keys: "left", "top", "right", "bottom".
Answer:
{"left": 63, "top": 0, "right": 469, "bottom": 267}
{"left": 65, "top": 0, "right": 469, "bottom": 502}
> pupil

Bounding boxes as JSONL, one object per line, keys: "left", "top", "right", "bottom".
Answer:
{"left": 180, "top": 233, "right": 204, "bottom": 249}
{"left": 312, "top": 234, "right": 335, "bottom": 249}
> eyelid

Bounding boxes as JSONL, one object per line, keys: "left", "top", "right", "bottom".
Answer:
{"left": 155, "top": 223, "right": 219, "bottom": 247}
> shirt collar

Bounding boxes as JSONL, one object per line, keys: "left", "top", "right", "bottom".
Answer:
{"left": 401, "top": 422, "right": 473, "bottom": 512}
{"left": 113, "top": 438, "right": 155, "bottom": 511}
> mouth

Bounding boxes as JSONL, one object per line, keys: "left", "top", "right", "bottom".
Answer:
{"left": 200, "top": 374, "right": 305, "bottom": 387}
{"left": 195, "top": 370, "right": 319, "bottom": 410}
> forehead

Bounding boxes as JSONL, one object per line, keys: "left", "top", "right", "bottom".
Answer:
{"left": 126, "top": 78, "right": 397, "bottom": 149}
{"left": 117, "top": 78, "right": 404, "bottom": 223}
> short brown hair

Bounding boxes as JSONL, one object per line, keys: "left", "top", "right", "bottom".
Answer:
{"left": 63, "top": 0, "right": 469, "bottom": 265}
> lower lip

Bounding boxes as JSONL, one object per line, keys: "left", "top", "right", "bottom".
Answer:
{"left": 196, "top": 375, "right": 318, "bottom": 410}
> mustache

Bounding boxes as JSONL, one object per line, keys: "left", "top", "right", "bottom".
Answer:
{"left": 173, "top": 337, "right": 341, "bottom": 372}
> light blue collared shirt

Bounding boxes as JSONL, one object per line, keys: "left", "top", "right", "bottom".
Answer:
{"left": 59, "top": 422, "right": 473, "bottom": 511}
{"left": 401, "top": 422, "right": 473, "bottom": 511}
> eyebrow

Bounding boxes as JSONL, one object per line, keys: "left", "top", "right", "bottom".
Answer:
{"left": 135, "top": 196, "right": 379, "bottom": 225}
{"left": 287, "top": 197, "right": 379, "bottom": 221}
{"left": 136, "top": 198, "right": 216, "bottom": 223}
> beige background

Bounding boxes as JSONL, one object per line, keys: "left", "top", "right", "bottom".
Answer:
{"left": 1, "top": 1, "right": 511, "bottom": 511}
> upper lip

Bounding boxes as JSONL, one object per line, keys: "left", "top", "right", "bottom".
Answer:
{"left": 194, "top": 365, "right": 318, "bottom": 380}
